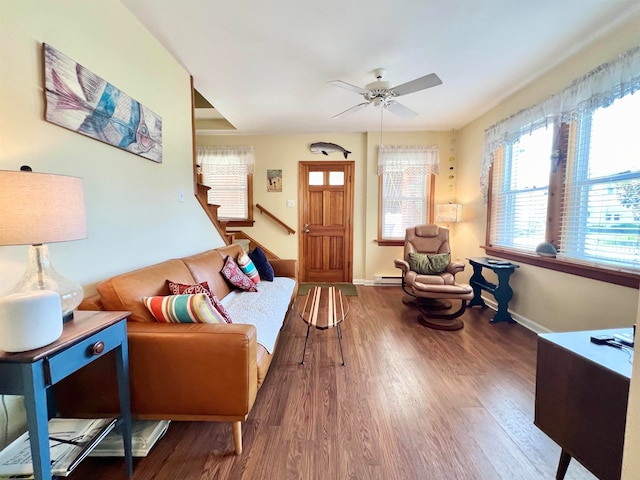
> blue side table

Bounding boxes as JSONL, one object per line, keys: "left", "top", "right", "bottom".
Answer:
{"left": 467, "top": 257, "right": 519, "bottom": 323}
{"left": 0, "top": 310, "right": 133, "bottom": 479}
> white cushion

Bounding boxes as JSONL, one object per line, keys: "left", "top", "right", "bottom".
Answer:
{"left": 221, "top": 277, "right": 295, "bottom": 353}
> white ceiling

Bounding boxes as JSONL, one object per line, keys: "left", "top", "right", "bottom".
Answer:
{"left": 122, "top": 0, "right": 639, "bottom": 135}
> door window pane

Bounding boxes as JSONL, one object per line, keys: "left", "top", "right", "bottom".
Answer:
{"left": 329, "top": 171, "right": 344, "bottom": 186}
{"left": 308, "top": 172, "right": 323, "bottom": 185}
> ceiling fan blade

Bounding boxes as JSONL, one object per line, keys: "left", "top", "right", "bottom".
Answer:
{"left": 385, "top": 100, "right": 418, "bottom": 119}
{"left": 332, "top": 102, "right": 370, "bottom": 119}
{"left": 328, "top": 80, "right": 369, "bottom": 95}
{"left": 391, "top": 73, "right": 442, "bottom": 97}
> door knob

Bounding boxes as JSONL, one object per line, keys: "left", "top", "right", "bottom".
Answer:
{"left": 303, "top": 223, "right": 310, "bottom": 233}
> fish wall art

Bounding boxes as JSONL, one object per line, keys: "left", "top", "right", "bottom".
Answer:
{"left": 43, "top": 43, "right": 163, "bottom": 163}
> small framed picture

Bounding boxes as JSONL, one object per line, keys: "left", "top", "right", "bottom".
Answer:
{"left": 267, "top": 169, "right": 282, "bottom": 192}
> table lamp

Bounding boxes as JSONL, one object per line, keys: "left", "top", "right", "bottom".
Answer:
{"left": 0, "top": 169, "right": 87, "bottom": 323}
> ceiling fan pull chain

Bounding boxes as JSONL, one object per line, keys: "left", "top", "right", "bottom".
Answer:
{"left": 380, "top": 103, "right": 383, "bottom": 147}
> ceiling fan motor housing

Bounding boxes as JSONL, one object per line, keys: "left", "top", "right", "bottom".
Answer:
{"left": 364, "top": 80, "right": 393, "bottom": 102}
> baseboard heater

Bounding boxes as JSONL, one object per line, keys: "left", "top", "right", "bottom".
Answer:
{"left": 373, "top": 275, "right": 402, "bottom": 285}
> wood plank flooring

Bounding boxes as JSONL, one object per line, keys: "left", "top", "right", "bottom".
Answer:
{"left": 73, "top": 286, "right": 596, "bottom": 479}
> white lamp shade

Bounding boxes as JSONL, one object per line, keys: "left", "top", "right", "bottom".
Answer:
{"left": 0, "top": 290, "right": 63, "bottom": 352}
{"left": 435, "top": 204, "right": 462, "bottom": 223}
{"left": 0, "top": 171, "right": 87, "bottom": 245}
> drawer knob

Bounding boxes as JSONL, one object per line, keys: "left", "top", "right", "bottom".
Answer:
{"left": 91, "top": 341, "right": 105, "bottom": 356}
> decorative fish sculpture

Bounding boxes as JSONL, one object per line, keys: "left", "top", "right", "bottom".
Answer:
{"left": 310, "top": 142, "right": 351, "bottom": 159}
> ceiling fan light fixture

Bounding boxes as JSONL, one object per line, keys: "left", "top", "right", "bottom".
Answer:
{"left": 329, "top": 68, "right": 442, "bottom": 119}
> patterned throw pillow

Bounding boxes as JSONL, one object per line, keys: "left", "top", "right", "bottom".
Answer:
{"left": 221, "top": 256, "right": 258, "bottom": 292}
{"left": 236, "top": 252, "right": 260, "bottom": 285}
{"left": 167, "top": 280, "right": 233, "bottom": 323}
{"left": 408, "top": 252, "right": 451, "bottom": 275}
{"left": 248, "top": 246, "right": 275, "bottom": 281}
{"left": 142, "top": 294, "right": 227, "bottom": 323}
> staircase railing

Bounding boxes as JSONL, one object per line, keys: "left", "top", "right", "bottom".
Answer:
{"left": 255, "top": 204, "right": 296, "bottom": 235}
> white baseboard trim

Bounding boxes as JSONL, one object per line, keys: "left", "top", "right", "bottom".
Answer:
{"left": 479, "top": 296, "right": 552, "bottom": 334}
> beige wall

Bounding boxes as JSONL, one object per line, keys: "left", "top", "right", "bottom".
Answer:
{"left": 456, "top": 13, "right": 640, "bottom": 333}
{"left": 199, "top": 130, "right": 456, "bottom": 282}
{"left": 622, "top": 290, "right": 640, "bottom": 478}
{"left": 0, "top": 0, "right": 224, "bottom": 448}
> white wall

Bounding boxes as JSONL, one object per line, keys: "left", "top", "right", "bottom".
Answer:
{"left": 0, "top": 0, "right": 224, "bottom": 448}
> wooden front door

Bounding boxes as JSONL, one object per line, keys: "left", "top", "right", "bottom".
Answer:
{"left": 298, "top": 161, "right": 354, "bottom": 283}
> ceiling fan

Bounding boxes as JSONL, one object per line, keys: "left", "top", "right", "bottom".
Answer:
{"left": 328, "top": 68, "right": 442, "bottom": 119}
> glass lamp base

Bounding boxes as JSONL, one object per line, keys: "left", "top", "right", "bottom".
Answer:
{"left": 9, "top": 244, "right": 84, "bottom": 322}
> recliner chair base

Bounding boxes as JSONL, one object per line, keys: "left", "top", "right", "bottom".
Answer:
{"left": 416, "top": 300, "right": 467, "bottom": 331}
{"left": 402, "top": 294, "right": 452, "bottom": 310}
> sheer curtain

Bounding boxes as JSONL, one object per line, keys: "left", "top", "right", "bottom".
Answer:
{"left": 481, "top": 46, "right": 640, "bottom": 200}
{"left": 197, "top": 146, "right": 255, "bottom": 175}
{"left": 377, "top": 145, "right": 440, "bottom": 239}
{"left": 377, "top": 145, "right": 440, "bottom": 175}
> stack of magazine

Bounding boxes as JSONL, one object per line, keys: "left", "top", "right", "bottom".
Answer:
{"left": 89, "top": 420, "right": 170, "bottom": 457}
{"left": 0, "top": 418, "right": 117, "bottom": 479}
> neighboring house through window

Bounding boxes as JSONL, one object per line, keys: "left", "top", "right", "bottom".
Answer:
{"left": 197, "top": 145, "right": 254, "bottom": 226}
{"left": 377, "top": 145, "right": 439, "bottom": 244}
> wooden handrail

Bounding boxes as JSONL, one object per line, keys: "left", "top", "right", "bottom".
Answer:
{"left": 255, "top": 204, "right": 296, "bottom": 235}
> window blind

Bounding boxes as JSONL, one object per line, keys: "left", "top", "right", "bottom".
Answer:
{"left": 197, "top": 146, "right": 254, "bottom": 221}
{"left": 558, "top": 92, "right": 640, "bottom": 270}
{"left": 489, "top": 128, "right": 552, "bottom": 250}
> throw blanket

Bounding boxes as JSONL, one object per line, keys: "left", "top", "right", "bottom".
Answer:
{"left": 220, "top": 277, "right": 296, "bottom": 354}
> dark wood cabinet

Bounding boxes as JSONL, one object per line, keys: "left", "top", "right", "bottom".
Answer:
{"left": 535, "top": 329, "right": 633, "bottom": 480}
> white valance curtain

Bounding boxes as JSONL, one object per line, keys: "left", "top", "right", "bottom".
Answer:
{"left": 481, "top": 45, "right": 640, "bottom": 199}
{"left": 197, "top": 145, "right": 255, "bottom": 175}
{"left": 377, "top": 145, "right": 440, "bottom": 175}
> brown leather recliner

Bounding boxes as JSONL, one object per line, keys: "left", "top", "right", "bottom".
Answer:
{"left": 394, "top": 224, "right": 473, "bottom": 330}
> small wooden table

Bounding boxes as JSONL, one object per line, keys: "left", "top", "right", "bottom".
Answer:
{"left": 299, "top": 286, "right": 348, "bottom": 366}
{"left": 467, "top": 257, "right": 519, "bottom": 323}
{"left": 0, "top": 310, "right": 133, "bottom": 480}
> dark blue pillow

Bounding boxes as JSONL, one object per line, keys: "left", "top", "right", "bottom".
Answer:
{"left": 248, "top": 246, "right": 274, "bottom": 281}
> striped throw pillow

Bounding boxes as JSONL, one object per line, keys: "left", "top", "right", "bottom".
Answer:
{"left": 142, "top": 294, "right": 226, "bottom": 324}
{"left": 167, "top": 281, "right": 233, "bottom": 323}
{"left": 237, "top": 252, "right": 260, "bottom": 285}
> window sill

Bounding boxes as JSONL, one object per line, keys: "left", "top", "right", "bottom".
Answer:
{"left": 482, "top": 246, "right": 640, "bottom": 289}
{"left": 376, "top": 239, "right": 404, "bottom": 247}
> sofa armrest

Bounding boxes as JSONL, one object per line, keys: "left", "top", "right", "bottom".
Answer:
{"left": 79, "top": 294, "right": 104, "bottom": 311}
{"left": 270, "top": 258, "right": 298, "bottom": 280}
{"left": 128, "top": 323, "right": 258, "bottom": 417}
{"left": 56, "top": 323, "right": 258, "bottom": 421}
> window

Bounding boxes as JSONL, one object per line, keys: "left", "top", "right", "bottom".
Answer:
{"left": 560, "top": 93, "right": 640, "bottom": 268}
{"left": 197, "top": 146, "right": 254, "bottom": 226}
{"left": 489, "top": 93, "right": 640, "bottom": 273}
{"left": 490, "top": 127, "right": 553, "bottom": 250}
{"left": 377, "top": 145, "right": 439, "bottom": 243}
{"left": 480, "top": 47, "right": 640, "bottom": 288}
{"left": 483, "top": 46, "right": 640, "bottom": 285}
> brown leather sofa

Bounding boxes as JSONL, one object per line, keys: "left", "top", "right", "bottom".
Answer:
{"left": 55, "top": 244, "right": 298, "bottom": 454}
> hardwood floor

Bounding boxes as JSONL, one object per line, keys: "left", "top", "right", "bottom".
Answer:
{"left": 74, "top": 286, "right": 596, "bottom": 479}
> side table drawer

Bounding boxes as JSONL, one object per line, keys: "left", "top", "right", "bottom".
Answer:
{"left": 47, "top": 321, "right": 127, "bottom": 385}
